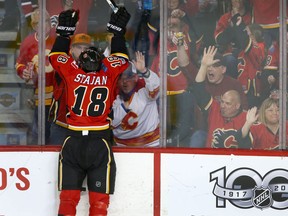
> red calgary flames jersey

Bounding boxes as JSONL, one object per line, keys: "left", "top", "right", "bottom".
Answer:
{"left": 49, "top": 53, "right": 128, "bottom": 131}
{"left": 206, "top": 100, "right": 247, "bottom": 148}
{"left": 16, "top": 31, "right": 56, "bottom": 106}
{"left": 249, "top": 122, "right": 288, "bottom": 150}
{"left": 237, "top": 41, "right": 266, "bottom": 95}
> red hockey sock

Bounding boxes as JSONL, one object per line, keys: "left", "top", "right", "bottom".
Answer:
{"left": 89, "top": 191, "right": 110, "bottom": 216}
{"left": 58, "top": 190, "right": 81, "bottom": 215}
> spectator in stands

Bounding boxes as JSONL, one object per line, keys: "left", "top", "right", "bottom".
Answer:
{"left": 15, "top": 9, "right": 56, "bottom": 144}
{"left": 169, "top": 0, "right": 202, "bottom": 66}
{"left": 193, "top": 46, "right": 249, "bottom": 149}
{"left": 49, "top": 33, "right": 92, "bottom": 145}
{"left": 259, "top": 40, "right": 279, "bottom": 103}
{"left": 145, "top": 0, "right": 201, "bottom": 67}
{"left": 249, "top": 0, "right": 287, "bottom": 48}
{"left": 168, "top": 0, "right": 198, "bottom": 24}
{"left": 236, "top": 22, "right": 266, "bottom": 108}
{"left": 237, "top": 95, "right": 288, "bottom": 150}
{"left": 190, "top": 0, "right": 220, "bottom": 48}
{"left": 150, "top": 14, "right": 197, "bottom": 147}
{"left": 20, "top": 0, "right": 93, "bottom": 34}
{"left": 214, "top": 0, "right": 252, "bottom": 79}
{"left": 259, "top": 29, "right": 282, "bottom": 103}
{"left": 112, "top": 51, "right": 160, "bottom": 147}
{"left": 176, "top": 36, "right": 248, "bottom": 147}
{"left": 216, "top": 3, "right": 267, "bottom": 108}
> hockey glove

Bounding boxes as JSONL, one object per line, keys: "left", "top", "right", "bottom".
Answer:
{"left": 107, "top": 7, "right": 131, "bottom": 36}
{"left": 56, "top": 9, "right": 79, "bottom": 37}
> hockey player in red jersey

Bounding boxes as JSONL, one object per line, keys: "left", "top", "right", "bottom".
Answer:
{"left": 49, "top": 7, "right": 130, "bottom": 216}
{"left": 48, "top": 33, "right": 92, "bottom": 145}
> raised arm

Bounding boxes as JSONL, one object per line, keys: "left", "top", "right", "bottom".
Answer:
{"left": 133, "top": 51, "right": 160, "bottom": 99}
{"left": 195, "top": 46, "right": 219, "bottom": 83}
{"left": 107, "top": 7, "right": 131, "bottom": 59}
{"left": 191, "top": 46, "right": 220, "bottom": 111}
{"left": 241, "top": 106, "right": 259, "bottom": 138}
{"left": 50, "top": 9, "right": 79, "bottom": 55}
{"left": 133, "top": 51, "right": 154, "bottom": 79}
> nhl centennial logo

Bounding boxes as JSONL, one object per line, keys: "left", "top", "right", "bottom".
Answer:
{"left": 210, "top": 167, "right": 288, "bottom": 210}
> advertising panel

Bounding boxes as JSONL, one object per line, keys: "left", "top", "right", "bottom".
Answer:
{"left": 1, "top": 150, "right": 288, "bottom": 216}
{"left": 161, "top": 154, "right": 288, "bottom": 216}
{"left": 0, "top": 152, "right": 154, "bottom": 216}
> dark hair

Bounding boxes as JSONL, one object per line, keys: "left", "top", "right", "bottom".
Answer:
{"left": 248, "top": 24, "right": 264, "bottom": 43}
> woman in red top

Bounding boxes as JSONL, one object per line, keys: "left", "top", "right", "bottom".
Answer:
{"left": 239, "top": 96, "right": 288, "bottom": 150}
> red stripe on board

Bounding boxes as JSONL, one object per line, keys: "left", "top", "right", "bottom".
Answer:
{"left": 0, "top": 145, "right": 61, "bottom": 152}
{"left": 113, "top": 147, "right": 288, "bottom": 157}
{"left": 0, "top": 146, "right": 288, "bottom": 157}
{"left": 154, "top": 152, "right": 161, "bottom": 216}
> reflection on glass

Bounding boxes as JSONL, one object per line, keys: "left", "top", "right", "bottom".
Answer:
{"left": 167, "top": 0, "right": 280, "bottom": 149}
{"left": 15, "top": 9, "right": 55, "bottom": 145}
{"left": 0, "top": 0, "right": 32, "bottom": 146}
{"left": 0, "top": 0, "right": 286, "bottom": 150}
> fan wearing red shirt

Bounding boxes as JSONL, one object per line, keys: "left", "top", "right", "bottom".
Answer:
{"left": 238, "top": 97, "right": 288, "bottom": 150}
{"left": 193, "top": 46, "right": 249, "bottom": 149}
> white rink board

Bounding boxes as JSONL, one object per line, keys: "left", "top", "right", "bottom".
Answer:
{"left": 0, "top": 152, "right": 154, "bottom": 216}
{"left": 77, "top": 152, "right": 154, "bottom": 216}
{"left": 1, "top": 151, "right": 288, "bottom": 216}
{"left": 0, "top": 152, "right": 59, "bottom": 215}
{"left": 161, "top": 154, "right": 288, "bottom": 216}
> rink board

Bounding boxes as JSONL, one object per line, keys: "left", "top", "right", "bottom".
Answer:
{"left": 0, "top": 147, "right": 287, "bottom": 216}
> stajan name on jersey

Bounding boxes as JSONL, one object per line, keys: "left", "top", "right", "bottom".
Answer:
{"left": 74, "top": 74, "right": 108, "bottom": 85}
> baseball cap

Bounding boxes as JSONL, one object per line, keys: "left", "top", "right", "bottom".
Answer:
{"left": 213, "top": 52, "right": 226, "bottom": 67}
{"left": 71, "top": 33, "right": 92, "bottom": 46}
{"left": 121, "top": 62, "right": 137, "bottom": 78}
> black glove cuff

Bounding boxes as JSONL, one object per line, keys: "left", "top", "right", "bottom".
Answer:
{"left": 51, "top": 36, "right": 71, "bottom": 54}
{"left": 111, "top": 35, "right": 128, "bottom": 56}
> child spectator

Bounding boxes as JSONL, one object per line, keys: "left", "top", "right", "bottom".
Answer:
{"left": 214, "top": 0, "right": 252, "bottom": 78}
{"left": 236, "top": 22, "right": 266, "bottom": 108}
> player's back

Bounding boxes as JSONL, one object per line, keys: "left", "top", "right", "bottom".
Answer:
{"left": 49, "top": 53, "right": 128, "bottom": 131}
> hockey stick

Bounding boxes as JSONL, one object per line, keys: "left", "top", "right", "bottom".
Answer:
{"left": 105, "top": 0, "right": 119, "bottom": 13}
